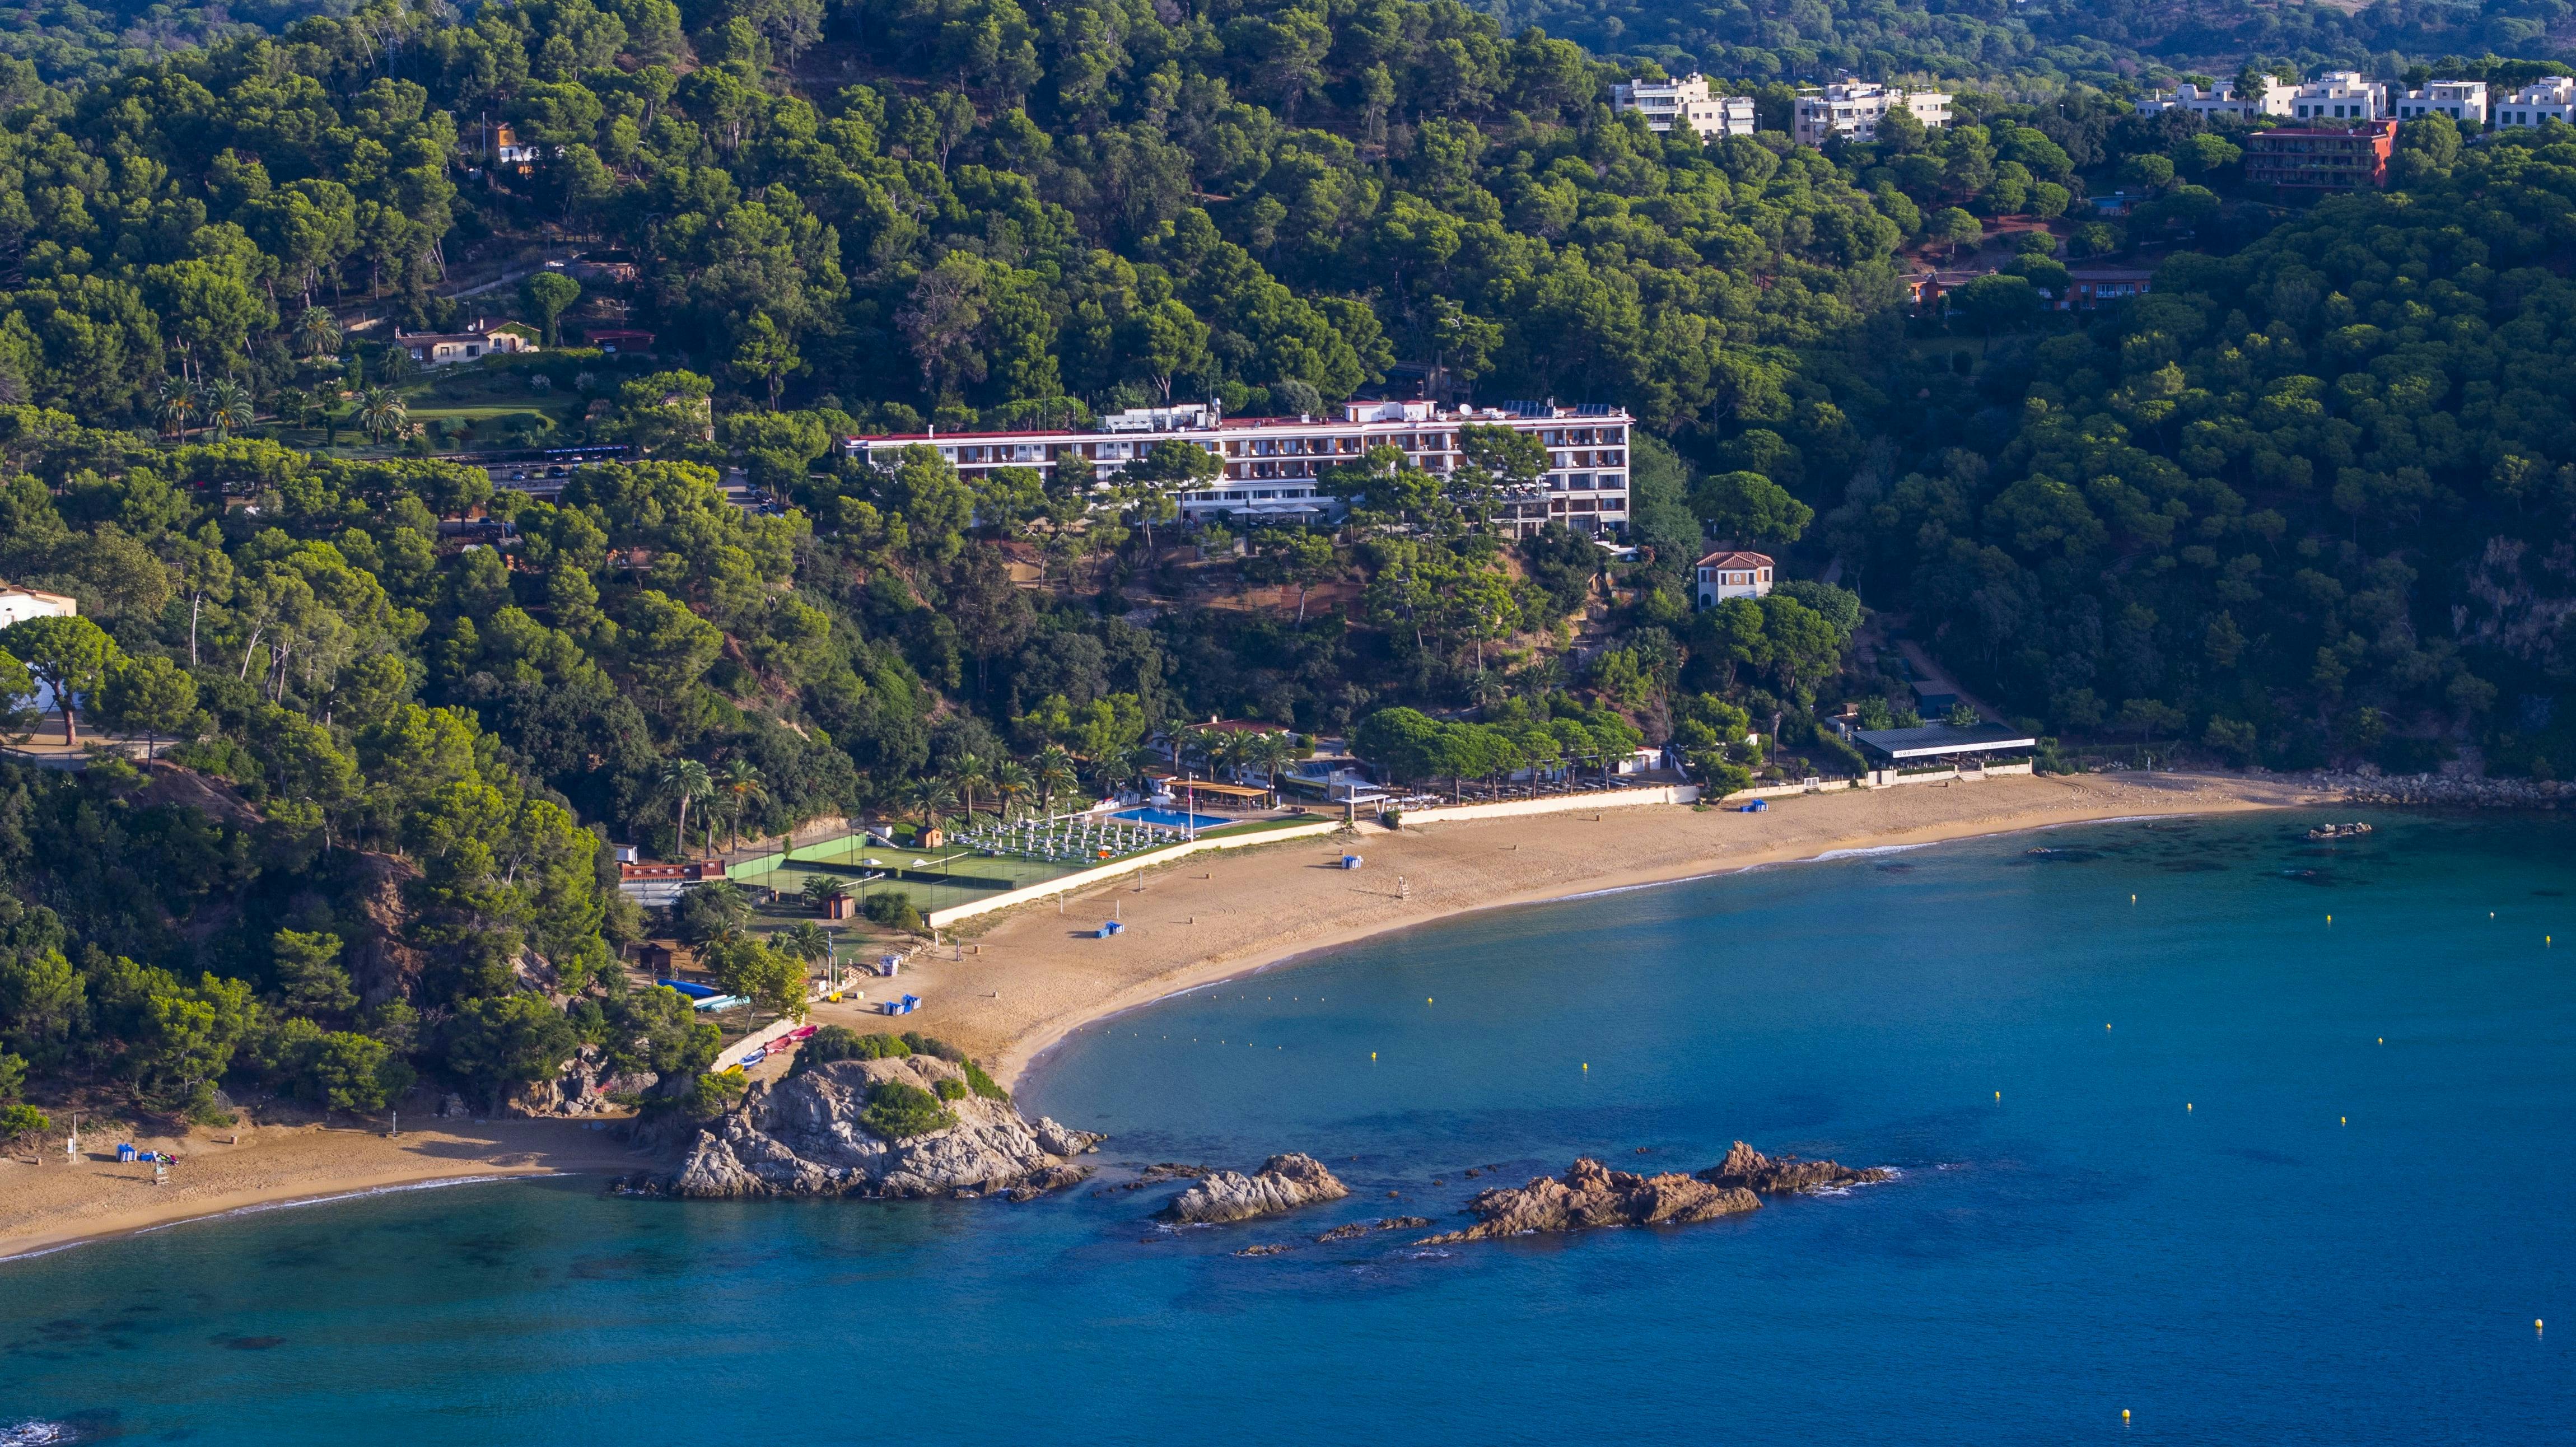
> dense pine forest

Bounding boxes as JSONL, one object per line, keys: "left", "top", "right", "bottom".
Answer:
{"left": 2, "top": 0, "right": 2575, "bottom": 1134}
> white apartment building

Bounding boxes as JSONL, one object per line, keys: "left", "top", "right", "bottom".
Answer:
{"left": 844, "top": 400, "right": 1636, "bottom": 538}
{"left": 2289, "top": 71, "right": 2387, "bottom": 122}
{"left": 2494, "top": 77, "right": 2576, "bottom": 127}
{"left": 1611, "top": 73, "right": 1757, "bottom": 140}
{"left": 2392, "top": 80, "right": 2488, "bottom": 125}
{"left": 2135, "top": 79, "right": 2294, "bottom": 120}
{"left": 1792, "top": 82, "right": 1952, "bottom": 146}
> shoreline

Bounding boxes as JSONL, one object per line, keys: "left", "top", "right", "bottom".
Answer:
{"left": 963, "top": 771, "right": 2328, "bottom": 1090}
{"left": 0, "top": 772, "right": 2329, "bottom": 1263}
{"left": 1005, "top": 806, "right": 2192, "bottom": 1082}
{"left": 0, "top": 1117, "right": 655, "bottom": 1263}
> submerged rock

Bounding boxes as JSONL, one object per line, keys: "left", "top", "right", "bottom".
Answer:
{"left": 1158, "top": 1153, "right": 1350, "bottom": 1224}
{"left": 668, "top": 1056, "right": 1103, "bottom": 1201}
{"left": 1315, "top": 1216, "right": 1433, "bottom": 1243}
{"left": 1419, "top": 1144, "right": 1888, "bottom": 1245}
{"left": 1698, "top": 1141, "right": 1893, "bottom": 1194}
{"left": 1091, "top": 1163, "right": 1213, "bottom": 1196}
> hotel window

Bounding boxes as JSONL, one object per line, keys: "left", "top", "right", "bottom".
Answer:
{"left": 1224, "top": 491, "right": 1248, "bottom": 501}
{"left": 1571, "top": 473, "right": 1596, "bottom": 491}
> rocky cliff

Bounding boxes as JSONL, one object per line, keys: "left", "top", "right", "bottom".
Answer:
{"left": 1158, "top": 1153, "right": 1350, "bottom": 1224}
{"left": 1418, "top": 1143, "right": 1888, "bottom": 1245}
{"left": 668, "top": 1056, "right": 1103, "bottom": 1201}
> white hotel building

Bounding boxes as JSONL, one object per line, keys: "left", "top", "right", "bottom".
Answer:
{"left": 844, "top": 400, "right": 1636, "bottom": 538}
{"left": 1610, "top": 73, "right": 1758, "bottom": 140}
{"left": 2495, "top": 77, "right": 2576, "bottom": 128}
{"left": 1791, "top": 82, "right": 1952, "bottom": 146}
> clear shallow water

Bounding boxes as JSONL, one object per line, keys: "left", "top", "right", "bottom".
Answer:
{"left": 5, "top": 810, "right": 2573, "bottom": 1444}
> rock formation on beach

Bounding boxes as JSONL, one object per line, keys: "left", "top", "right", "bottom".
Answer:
{"left": 1158, "top": 1153, "right": 1350, "bottom": 1224}
{"left": 667, "top": 1056, "right": 1103, "bottom": 1200}
{"left": 1417, "top": 1143, "right": 1889, "bottom": 1245}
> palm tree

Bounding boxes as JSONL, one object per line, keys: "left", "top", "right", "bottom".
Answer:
{"left": 779, "top": 921, "right": 832, "bottom": 968}
{"left": 913, "top": 776, "right": 959, "bottom": 837}
{"left": 155, "top": 376, "right": 198, "bottom": 440}
{"left": 203, "top": 378, "right": 253, "bottom": 440}
{"left": 661, "top": 758, "right": 713, "bottom": 857}
{"left": 799, "top": 874, "right": 846, "bottom": 914}
{"left": 1247, "top": 730, "right": 1295, "bottom": 788}
{"left": 715, "top": 757, "right": 764, "bottom": 851}
{"left": 1115, "top": 741, "right": 1161, "bottom": 796}
{"left": 1214, "top": 730, "right": 1257, "bottom": 783}
{"left": 680, "top": 879, "right": 751, "bottom": 947}
{"left": 993, "top": 759, "right": 1032, "bottom": 821}
{"left": 293, "top": 306, "right": 342, "bottom": 358}
{"left": 1034, "top": 745, "right": 1080, "bottom": 815}
{"left": 949, "top": 751, "right": 992, "bottom": 823}
{"left": 357, "top": 385, "right": 407, "bottom": 444}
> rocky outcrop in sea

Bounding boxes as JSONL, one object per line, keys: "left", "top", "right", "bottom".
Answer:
{"left": 667, "top": 1056, "right": 1103, "bottom": 1201}
{"left": 1158, "top": 1153, "right": 1350, "bottom": 1224}
{"left": 1418, "top": 1158, "right": 1756, "bottom": 1243}
{"left": 1699, "top": 1141, "right": 1892, "bottom": 1194}
{"left": 1417, "top": 1144, "right": 1889, "bottom": 1245}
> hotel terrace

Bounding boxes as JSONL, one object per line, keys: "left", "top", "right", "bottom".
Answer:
{"left": 843, "top": 399, "right": 1637, "bottom": 538}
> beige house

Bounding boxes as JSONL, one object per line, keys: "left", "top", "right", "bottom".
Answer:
{"left": 1693, "top": 549, "right": 1774, "bottom": 608}
{"left": 0, "top": 583, "right": 76, "bottom": 627}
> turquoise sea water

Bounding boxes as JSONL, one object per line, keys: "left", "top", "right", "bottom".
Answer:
{"left": 4, "top": 810, "right": 2573, "bottom": 1444}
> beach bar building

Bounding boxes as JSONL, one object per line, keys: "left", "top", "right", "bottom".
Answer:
{"left": 1852, "top": 722, "right": 2037, "bottom": 788}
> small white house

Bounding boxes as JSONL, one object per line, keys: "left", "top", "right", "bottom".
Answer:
{"left": 0, "top": 584, "right": 77, "bottom": 627}
{"left": 1694, "top": 549, "right": 1774, "bottom": 609}
{"left": 394, "top": 317, "right": 542, "bottom": 368}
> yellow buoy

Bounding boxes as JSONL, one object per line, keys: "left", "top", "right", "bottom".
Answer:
{"left": 2106, "top": 1023, "right": 2113, "bottom": 1031}
{"left": 2341, "top": 1117, "right": 2347, "bottom": 1125}
{"left": 2130, "top": 894, "right": 2137, "bottom": 904}
{"left": 2187, "top": 1102, "right": 2194, "bottom": 1111}
{"left": 1427, "top": 997, "right": 1434, "bottom": 1005}
{"left": 1370, "top": 1051, "right": 1377, "bottom": 1060}
{"left": 1995, "top": 1090, "right": 2001, "bottom": 1101}
{"left": 2378, "top": 1037, "right": 2384, "bottom": 1044}
{"left": 2327, "top": 914, "right": 2333, "bottom": 925}
{"left": 2122, "top": 1409, "right": 2131, "bottom": 1421}
{"left": 1582, "top": 1062, "right": 1589, "bottom": 1071}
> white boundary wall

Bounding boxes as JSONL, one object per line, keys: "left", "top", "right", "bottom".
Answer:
{"left": 1861, "top": 761, "right": 2033, "bottom": 788}
{"left": 1392, "top": 782, "right": 1699, "bottom": 825}
{"left": 925, "top": 819, "right": 1345, "bottom": 930}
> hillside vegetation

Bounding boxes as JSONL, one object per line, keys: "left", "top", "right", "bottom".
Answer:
{"left": 1, "top": 0, "right": 2573, "bottom": 1133}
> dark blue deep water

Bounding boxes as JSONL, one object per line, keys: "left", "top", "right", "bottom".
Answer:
{"left": 4, "top": 811, "right": 2573, "bottom": 1444}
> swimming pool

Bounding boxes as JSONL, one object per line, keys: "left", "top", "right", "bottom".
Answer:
{"left": 1112, "top": 806, "right": 1231, "bottom": 829}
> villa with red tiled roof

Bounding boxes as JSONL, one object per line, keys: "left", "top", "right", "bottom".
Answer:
{"left": 1693, "top": 550, "right": 1774, "bottom": 609}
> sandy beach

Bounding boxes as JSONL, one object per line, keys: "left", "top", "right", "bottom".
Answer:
{"left": 926, "top": 771, "right": 2327, "bottom": 1086}
{"left": 0, "top": 1115, "right": 657, "bottom": 1262}
{"left": 0, "top": 769, "right": 2325, "bottom": 1261}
